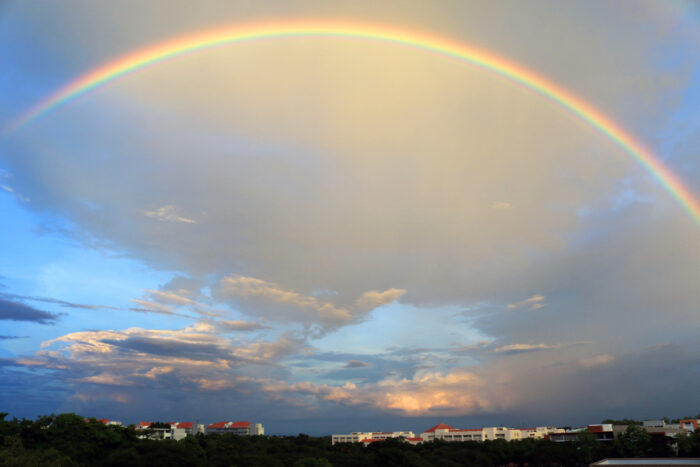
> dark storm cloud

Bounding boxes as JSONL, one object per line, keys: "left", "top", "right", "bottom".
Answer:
{"left": 0, "top": 299, "right": 60, "bottom": 324}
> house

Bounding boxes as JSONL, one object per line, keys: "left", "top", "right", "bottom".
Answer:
{"left": 680, "top": 420, "right": 699, "bottom": 433}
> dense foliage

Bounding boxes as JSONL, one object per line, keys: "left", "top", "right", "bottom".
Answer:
{"left": 2, "top": 413, "right": 700, "bottom": 466}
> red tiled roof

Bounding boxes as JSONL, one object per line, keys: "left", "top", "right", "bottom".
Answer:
{"left": 175, "top": 422, "right": 194, "bottom": 429}
{"left": 208, "top": 422, "right": 229, "bottom": 429}
{"left": 407, "top": 438, "right": 424, "bottom": 442}
{"left": 230, "top": 421, "right": 250, "bottom": 428}
{"left": 424, "top": 423, "right": 455, "bottom": 433}
{"left": 138, "top": 422, "right": 152, "bottom": 427}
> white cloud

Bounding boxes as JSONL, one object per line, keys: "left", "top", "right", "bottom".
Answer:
{"left": 579, "top": 354, "right": 614, "bottom": 368}
{"left": 216, "top": 275, "right": 405, "bottom": 329}
{"left": 144, "top": 205, "right": 196, "bottom": 224}
{"left": 507, "top": 295, "right": 546, "bottom": 311}
{"left": 262, "top": 368, "right": 499, "bottom": 416}
{"left": 491, "top": 201, "right": 513, "bottom": 210}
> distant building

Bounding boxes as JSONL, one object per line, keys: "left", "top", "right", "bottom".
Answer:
{"left": 86, "top": 418, "right": 122, "bottom": 426}
{"left": 421, "top": 423, "right": 562, "bottom": 443}
{"left": 170, "top": 422, "right": 204, "bottom": 436}
{"left": 206, "top": 421, "right": 264, "bottom": 436}
{"left": 334, "top": 423, "right": 564, "bottom": 446}
{"left": 590, "top": 459, "right": 700, "bottom": 466}
{"left": 549, "top": 424, "right": 614, "bottom": 442}
{"left": 681, "top": 420, "right": 699, "bottom": 433}
{"left": 135, "top": 421, "right": 202, "bottom": 440}
{"left": 331, "top": 431, "right": 414, "bottom": 445}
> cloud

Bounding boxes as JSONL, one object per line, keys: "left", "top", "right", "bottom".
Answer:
{"left": 263, "top": 368, "right": 498, "bottom": 416}
{"left": 579, "top": 354, "right": 614, "bottom": 368}
{"left": 0, "top": 299, "right": 60, "bottom": 324}
{"left": 506, "top": 295, "right": 546, "bottom": 311}
{"left": 493, "top": 343, "right": 559, "bottom": 355}
{"left": 491, "top": 201, "right": 513, "bottom": 210}
{"left": 144, "top": 205, "right": 196, "bottom": 224}
{"left": 344, "top": 360, "right": 371, "bottom": 368}
{"left": 218, "top": 320, "right": 266, "bottom": 331}
{"left": 215, "top": 275, "right": 404, "bottom": 329}
{"left": 128, "top": 299, "right": 190, "bottom": 317}
{"left": 0, "top": 335, "right": 29, "bottom": 340}
{"left": 0, "top": 292, "right": 118, "bottom": 311}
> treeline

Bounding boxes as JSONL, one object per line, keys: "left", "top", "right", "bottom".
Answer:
{"left": 2, "top": 413, "right": 700, "bottom": 466}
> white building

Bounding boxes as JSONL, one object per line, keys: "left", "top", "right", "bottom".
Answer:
{"left": 206, "top": 421, "right": 264, "bottom": 435}
{"left": 331, "top": 431, "right": 415, "bottom": 445}
{"left": 420, "top": 423, "right": 561, "bottom": 442}
{"left": 333, "top": 423, "right": 567, "bottom": 446}
{"left": 88, "top": 418, "right": 122, "bottom": 426}
{"left": 520, "top": 427, "right": 565, "bottom": 439}
{"left": 681, "top": 420, "right": 700, "bottom": 432}
{"left": 135, "top": 421, "right": 203, "bottom": 440}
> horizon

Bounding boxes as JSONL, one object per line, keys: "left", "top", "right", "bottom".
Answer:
{"left": 1, "top": 0, "right": 699, "bottom": 435}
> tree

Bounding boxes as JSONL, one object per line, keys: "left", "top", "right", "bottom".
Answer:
{"left": 615, "top": 425, "right": 651, "bottom": 458}
{"left": 577, "top": 429, "right": 602, "bottom": 465}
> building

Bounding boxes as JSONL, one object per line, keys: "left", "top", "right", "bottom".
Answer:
{"left": 331, "top": 431, "right": 415, "bottom": 445}
{"left": 85, "top": 418, "right": 122, "bottom": 426}
{"left": 420, "top": 423, "right": 562, "bottom": 443}
{"left": 170, "top": 422, "right": 204, "bottom": 436}
{"left": 681, "top": 420, "right": 699, "bottom": 432}
{"left": 549, "top": 424, "right": 615, "bottom": 442}
{"left": 521, "top": 427, "right": 565, "bottom": 439}
{"left": 206, "top": 421, "right": 264, "bottom": 435}
{"left": 135, "top": 421, "right": 202, "bottom": 440}
{"left": 590, "top": 459, "right": 700, "bottom": 466}
{"left": 334, "top": 423, "right": 567, "bottom": 445}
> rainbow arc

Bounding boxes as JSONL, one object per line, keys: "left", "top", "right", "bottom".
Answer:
{"left": 4, "top": 21, "right": 699, "bottom": 226}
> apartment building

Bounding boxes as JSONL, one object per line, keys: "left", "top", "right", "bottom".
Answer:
{"left": 331, "top": 431, "right": 415, "bottom": 445}
{"left": 206, "top": 421, "right": 264, "bottom": 435}
{"left": 420, "top": 423, "right": 562, "bottom": 442}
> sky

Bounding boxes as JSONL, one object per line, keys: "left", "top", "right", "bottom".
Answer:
{"left": 1, "top": 0, "right": 699, "bottom": 435}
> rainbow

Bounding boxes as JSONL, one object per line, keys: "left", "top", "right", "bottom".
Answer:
{"left": 4, "top": 21, "right": 699, "bottom": 226}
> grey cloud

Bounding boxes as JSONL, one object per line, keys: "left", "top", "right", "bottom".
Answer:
{"left": 492, "top": 343, "right": 560, "bottom": 355}
{"left": 101, "top": 336, "right": 234, "bottom": 362}
{"left": 0, "top": 335, "right": 29, "bottom": 340}
{"left": 0, "top": 299, "right": 60, "bottom": 324}
{"left": 218, "top": 320, "right": 267, "bottom": 332}
{"left": 0, "top": 292, "right": 117, "bottom": 310}
{"left": 345, "top": 360, "right": 371, "bottom": 368}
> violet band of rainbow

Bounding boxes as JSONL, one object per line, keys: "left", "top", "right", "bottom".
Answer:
{"left": 4, "top": 22, "right": 699, "bottom": 227}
